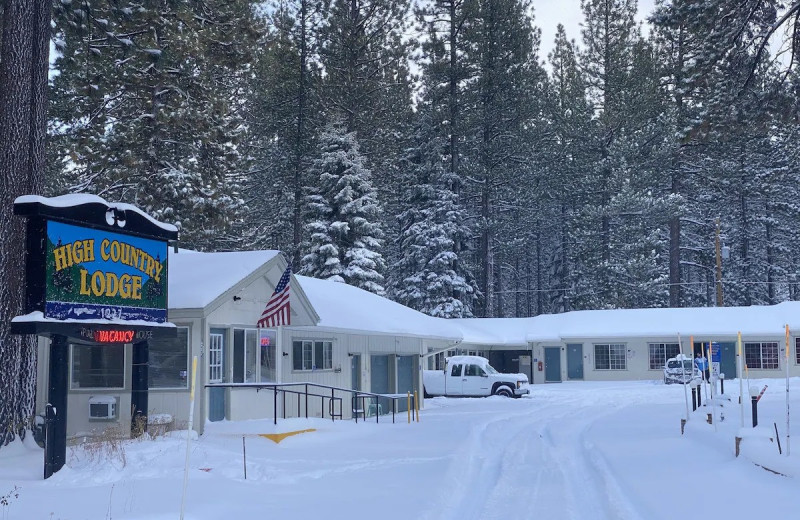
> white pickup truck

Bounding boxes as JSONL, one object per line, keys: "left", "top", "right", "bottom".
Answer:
{"left": 423, "top": 355, "right": 529, "bottom": 398}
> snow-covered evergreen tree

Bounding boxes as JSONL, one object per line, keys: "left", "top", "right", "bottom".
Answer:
{"left": 392, "top": 111, "right": 475, "bottom": 317}
{"left": 301, "top": 123, "right": 386, "bottom": 294}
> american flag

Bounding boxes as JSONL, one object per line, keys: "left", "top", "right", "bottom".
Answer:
{"left": 257, "top": 266, "right": 291, "bottom": 327}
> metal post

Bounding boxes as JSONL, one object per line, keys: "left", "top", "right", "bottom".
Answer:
{"left": 131, "top": 340, "right": 149, "bottom": 437}
{"left": 752, "top": 396, "right": 758, "bottom": 427}
{"left": 331, "top": 388, "right": 335, "bottom": 422}
{"left": 720, "top": 374, "right": 725, "bottom": 395}
{"left": 46, "top": 334, "right": 69, "bottom": 479}
{"left": 691, "top": 387, "right": 697, "bottom": 412}
{"left": 274, "top": 388, "right": 278, "bottom": 425}
{"left": 697, "top": 382, "right": 702, "bottom": 407}
{"left": 305, "top": 384, "right": 308, "bottom": 419}
{"left": 43, "top": 404, "right": 55, "bottom": 479}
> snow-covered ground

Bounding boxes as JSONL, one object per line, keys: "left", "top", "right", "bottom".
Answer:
{"left": 2, "top": 379, "right": 799, "bottom": 520}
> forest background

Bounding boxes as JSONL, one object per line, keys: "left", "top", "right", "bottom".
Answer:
{"left": 7, "top": 0, "right": 800, "bottom": 321}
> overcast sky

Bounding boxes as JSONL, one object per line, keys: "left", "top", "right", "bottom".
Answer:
{"left": 533, "top": 0, "right": 658, "bottom": 60}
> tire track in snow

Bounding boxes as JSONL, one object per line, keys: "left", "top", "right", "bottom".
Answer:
{"left": 423, "top": 397, "right": 646, "bottom": 520}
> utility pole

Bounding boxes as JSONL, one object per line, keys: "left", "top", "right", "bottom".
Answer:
{"left": 715, "top": 217, "right": 724, "bottom": 307}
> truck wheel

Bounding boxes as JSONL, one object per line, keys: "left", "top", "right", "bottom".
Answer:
{"left": 495, "top": 386, "right": 513, "bottom": 398}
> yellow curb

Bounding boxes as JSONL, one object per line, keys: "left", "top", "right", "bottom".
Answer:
{"left": 259, "top": 429, "right": 316, "bottom": 444}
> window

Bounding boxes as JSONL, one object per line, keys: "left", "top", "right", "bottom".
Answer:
{"left": 209, "top": 333, "right": 223, "bottom": 383}
{"left": 450, "top": 364, "right": 462, "bottom": 377}
{"left": 71, "top": 343, "right": 125, "bottom": 389}
{"left": 648, "top": 343, "right": 680, "bottom": 370}
{"left": 292, "top": 340, "right": 333, "bottom": 371}
{"left": 594, "top": 344, "right": 626, "bottom": 370}
{"left": 260, "top": 330, "right": 276, "bottom": 382}
{"left": 465, "top": 365, "right": 485, "bottom": 377}
{"left": 233, "top": 328, "right": 277, "bottom": 382}
{"left": 234, "top": 329, "right": 258, "bottom": 383}
{"left": 744, "top": 342, "right": 779, "bottom": 370}
{"left": 795, "top": 338, "right": 800, "bottom": 366}
{"left": 149, "top": 327, "right": 189, "bottom": 389}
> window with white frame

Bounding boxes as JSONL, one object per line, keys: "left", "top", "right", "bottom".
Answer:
{"left": 648, "top": 343, "right": 680, "bottom": 370}
{"left": 149, "top": 327, "right": 189, "bottom": 389}
{"left": 71, "top": 343, "right": 125, "bottom": 389}
{"left": 594, "top": 344, "right": 626, "bottom": 370}
{"left": 292, "top": 340, "right": 333, "bottom": 371}
{"left": 744, "top": 342, "right": 779, "bottom": 370}
{"left": 208, "top": 333, "right": 224, "bottom": 383}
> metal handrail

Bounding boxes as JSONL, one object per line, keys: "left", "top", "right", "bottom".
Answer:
{"left": 205, "top": 382, "right": 416, "bottom": 425}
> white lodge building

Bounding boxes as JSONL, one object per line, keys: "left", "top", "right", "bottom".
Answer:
{"left": 34, "top": 249, "right": 800, "bottom": 440}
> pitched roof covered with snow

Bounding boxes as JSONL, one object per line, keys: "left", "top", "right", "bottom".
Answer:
{"left": 295, "top": 275, "right": 462, "bottom": 340}
{"left": 451, "top": 301, "right": 800, "bottom": 345}
{"left": 166, "top": 249, "right": 800, "bottom": 343}
{"left": 168, "top": 249, "right": 280, "bottom": 309}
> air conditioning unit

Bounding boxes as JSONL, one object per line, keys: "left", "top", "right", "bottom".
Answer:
{"left": 88, "top": 396, "right": 117, "bottom": 419}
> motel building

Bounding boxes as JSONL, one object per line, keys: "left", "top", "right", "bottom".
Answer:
{"left": 30, "top": 245, "right": 800, "bottom": 442}
{"left": 21, "top": 199, "right": 800, "bottom": 442}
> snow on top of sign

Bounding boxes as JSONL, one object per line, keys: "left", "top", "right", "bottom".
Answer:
{"left": 11, "top": 311, "right": 176, "bottom": 328}
{"left": 168, "top": 249, "right": 280, "bottom": 309}
{"left": 14, "top": 194, "right": 178, "bottom": 233}
{"left": 295, "top": 275, "right": 462, "bottom": 341}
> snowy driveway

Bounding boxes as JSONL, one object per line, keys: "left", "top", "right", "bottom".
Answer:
{"left": 3, "top": 380, "right": 800, "bottom": 519}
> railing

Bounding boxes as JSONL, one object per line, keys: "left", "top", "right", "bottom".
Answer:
{"left": 205, "top": 382, "right": 417, "bottom": 425}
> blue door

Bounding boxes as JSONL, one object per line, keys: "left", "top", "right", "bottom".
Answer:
{"left": 397, "top": 356, "right": 414, "bottom": 412}
{"left": 208, "top": 330, "right": 226, "bottom": 421}
{"left": 567, "top": 343, "right": 583, "bottom": 380}
{"left": 719, "top": 342, "right": 737, "bottom": 380}
{"left": 370, "top": 355, "right": 390, "bottom": 415}
{"left": 544, "top": 347, "right": 561, "bottom": 383}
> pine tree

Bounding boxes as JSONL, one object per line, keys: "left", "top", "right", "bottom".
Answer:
{"left": 391, "top": 110, "right": 475, "bottom": 317}
{"left": 544, "top": 24, "right": 593, "bottom": 312}
{"left": 0, "top": 0, "right": 50, "bottom": 447}
{"left": 49, "top": 0, "right": 259, "bottom": 250}
{"left": 244, "top": 1, "right": 324, "bottom": 264}
{"left": 301, "top": 123, "right": 386, "bottom": 294}
{"left": 460, "top": 0, "right": 545, "bottom": 317}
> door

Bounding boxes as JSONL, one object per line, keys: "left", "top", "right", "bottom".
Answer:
{"left": 370, "top": 355, "right": 390, "bottom": 415}
{"left": 567, "top": 343, "right": 584, "bottom": 380}
{"left": 208, "top": 331, "right": 226, "bottom": 421}
{"left": 719, "top": 342, "right": 737, "bottom": 380}
{"left": 462, "top": 363, "right": 490, "bottom": 396}
{"left": 397, "top": 356, "right": 414, "bottom": 411}
{"left": 544, "top": 347, "right": 562, "bottom": 383}
{"left": 446, "top": 362, "right": 464, "bottom": 395}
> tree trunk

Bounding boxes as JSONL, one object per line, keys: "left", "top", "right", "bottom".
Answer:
{"left": 0, "top": 0, "right": 51, "bottom": 447}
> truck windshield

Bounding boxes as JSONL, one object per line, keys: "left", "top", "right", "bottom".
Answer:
{"left": 484, "top": 364, "right": 498, "bottom": 375}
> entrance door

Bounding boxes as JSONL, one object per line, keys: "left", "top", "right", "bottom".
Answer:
{"left": 719, "top": 342, "right": 737, "bottom": 380}
{"left": 397, "top": 356, "right": 414, "bottom": 411}
{"left": 370, "top": 355, "right": 390, "bottom": 415}
{"left": 208, "top": 330, "right": 226, "bottom": 421}
{"left": 544, "top": 347, "right": 562, "bottom": 383}
{"left": 567, "top": 343, "right": 584, "bottom": 380}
